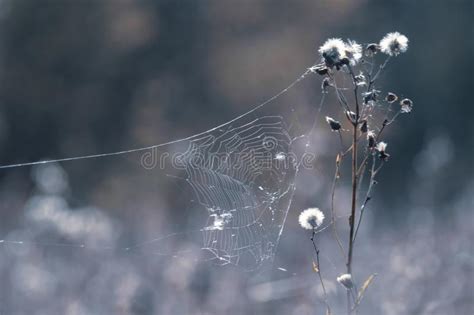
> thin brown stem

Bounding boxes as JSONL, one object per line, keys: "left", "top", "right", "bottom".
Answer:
{"left": 346, "top": 122, "right": 358, "bottom": 314}
{"left": 331, "top": 74, "right": 351, "bottom": 112}
{"left": 311, "top": 231, "right": 331, "bottom": 315}
{"left": 369, "top": 56, "right": 391, "bottom": 87}
{"left": 330, "top": 153, "right": 347, "bottom": 260}
{"left": 353, "top": 153, "right": 376, "bottom": 242}
{"left": 346, "top": 65, "right": 360, "bottom": 315}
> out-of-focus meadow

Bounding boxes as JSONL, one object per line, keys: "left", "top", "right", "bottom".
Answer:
{"left": 0, "top": 1, "right": 472, "bottom": 314}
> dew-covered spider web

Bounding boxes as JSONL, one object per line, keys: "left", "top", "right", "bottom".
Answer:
{"left": 177, "top": 115, "right": 297, "bottom": 269}
{"left": 0, "top": 67, "right": 325, "bottom": 272}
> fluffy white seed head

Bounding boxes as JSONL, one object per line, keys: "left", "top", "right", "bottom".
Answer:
{"left": 379, "top": 32, "right": 409, "bottom": 56}
{"left": 318, "top": 38, "right": 347, "bottom": 67}
{"left": 298, "top": 208, "right": 325, "bottom": 230}
{"left": 337, "top": 273, "right": 353, "bottom": 289}
{"left": 345, "top": 40, "right": 363, "bottom": 65}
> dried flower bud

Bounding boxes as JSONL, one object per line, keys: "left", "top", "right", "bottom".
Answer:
{"left": 363, "top": 89, "right": 380, "bottom": 105}
{"left": 340, "top": 57, "right": 350, "bottom": 66}
{"left": 365, "top": 43, "right": 380, "bottom": 57}
{"left": 376, "top": 141, "right": 390, "bottom": 160}
{"left": 367, "top": 130, "right": 376, "bottom": 148}
{"left": 337, "top": 274, "right": 353, "bottom": 289}
{"left": 400, "top": 98, "right": 413, "bottom": 113}
{"left": 354, "top": 73, "right": 367, "bottom": 86}
{"left": 345, "top": 111, "right": 357, "bottom": 124}
{"left": 385, "top": 92, "right": 398, "bottom": 103}
{"left": 310, "top": 63, "right": 329, "bottom": 75}
{"left": 325, "top": 116, "right": 341, "bottom": 131}
{"left": 360, "top": 120, "right": 368, "bottom": 133}
{"left": 321, "top": 77, "right": 331, "bottom": 93}
{"left": 379, "top": 151, "right": 390, "bottom": 160}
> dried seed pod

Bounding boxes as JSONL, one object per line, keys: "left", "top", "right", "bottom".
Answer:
{"left": 400, "top": 98, "right": 413, "bottom": 113}
{"left": 315, "top": 67, "right": 328, "bottom": 75}
{"left": 312, "top": 261, "right": 319, "bottom": 273}
{"left": 367, "top": 131, "right": 376, "bottom": 148}
{"left": 325, "top": 116, "right": 341, "bottom": 131}
{"left": 340, "top": 57, "right": 350, "bottom": 65}
{"left": 354, "top": 73, "right": 367, "bottom": 86}
{"left": 345, "top": 110, "right": 357, "bottom": 124}
{"left": 385, "top": 92, "right": 398, "bottom": 103}
{"left": 360, "top": 120, "right": 368, "bottom": 133}
{"left": 376, "top": 142, "right": 390, "bottom": 160}
{"left": 365, "top": 43, "right": 380, "bottom": 57}
{"left": 337, "top": 274, "right": 353, "bottom": 289}
{"left": 321, "top": 77, "right": 331, "bottom": 93}
{"left": 363, "top": 89, "right": 380, "bottom": 105}
{"left": 311, "top": 63, "right": 329, "bottom": 75}
{"left": 379, "top": 151, "right": 390, "bottom": 160}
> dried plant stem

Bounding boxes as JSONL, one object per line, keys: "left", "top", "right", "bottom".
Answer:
{"left": 354, "top": 153, "right": 376, "bottom": 242}
{"left": 346, "top": 66, "right": 360, "bottom": 314}
{"left": 348, "top": 126, "right": 358, "bottom": 261}
{"left": 331, "top": 76, "right": 350, "bottom": 112}
{"left": 346, "top": 121, "right": 358, "bottom": 314}
{"left": 330, "top": 153, "right": 346, "bottom": 259}
{"left": 354, "top": 155, "right": 385, "bottom": 242}
{"left": 311, "top": 231, "right": 331, "bottom": 315}
{"left": 356, "top": 104, "right": 398, "bottom": 178}
{"left": 369, "top": 56, "right": 391, "bottom": 87}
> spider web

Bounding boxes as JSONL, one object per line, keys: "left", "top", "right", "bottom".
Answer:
{"left": 178, "top": 115, "right": 296, "bottom": 269}
{"left": 0, "top": 68, "right": 322, "bottom": 272}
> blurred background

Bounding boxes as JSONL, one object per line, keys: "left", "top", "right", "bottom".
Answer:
{"left": 0, "top": 0, "right": 472, "bottom": 314}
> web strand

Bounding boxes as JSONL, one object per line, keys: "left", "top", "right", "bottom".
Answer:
{"left": 0, "top": 68, "right": 312, "bottom": 170}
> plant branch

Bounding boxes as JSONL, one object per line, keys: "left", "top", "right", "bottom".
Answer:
{"left": 353, "top": 153, "right": 376, "bottom": 242}
{"left": 345, "top": 65, "right": 360, "bottom": 314}
{"left": 330, "top": 153, "right": 347, "bottom": 260}
{"left": 368, "top": 56, "right": 391, "bottom": 90}
{"left": 311, "top": 231, "right": 331, "bottom": 315}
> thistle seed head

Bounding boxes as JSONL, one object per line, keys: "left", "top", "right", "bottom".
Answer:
{"left": 298, "top": 208, "right": 325, "bottom": 230}
{"left": 380, "top": 32, "right": 409, "bottom": 56}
